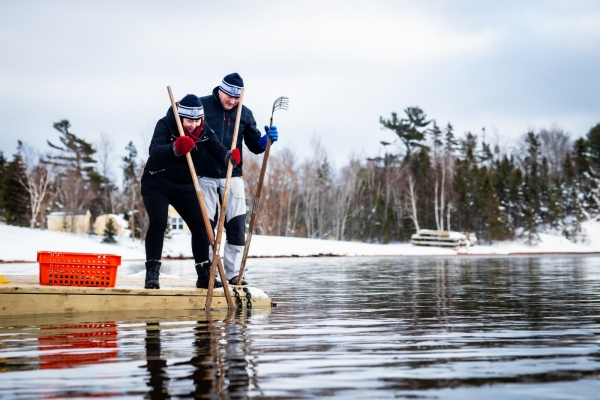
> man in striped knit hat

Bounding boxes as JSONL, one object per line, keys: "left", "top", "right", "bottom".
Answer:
{"left": 197, "top": 73, "right": 279, "bottom": 286}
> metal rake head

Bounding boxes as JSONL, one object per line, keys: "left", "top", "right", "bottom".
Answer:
{"left": 271, "top": 96, "right": 289, "bottom": 115}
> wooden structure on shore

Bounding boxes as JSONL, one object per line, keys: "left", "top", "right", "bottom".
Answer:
{"left": 411, "top": 229, "right": 477, "bottom": 248}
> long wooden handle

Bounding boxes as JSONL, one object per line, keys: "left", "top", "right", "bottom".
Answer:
{"left": 167, "top": 86, "right": 234, "bottom": 309}
{"left": 205, "top": 88, "right": 246, "bottom": 309}
{"left": 237, "top": 117, "right": 273, "bottom": 284}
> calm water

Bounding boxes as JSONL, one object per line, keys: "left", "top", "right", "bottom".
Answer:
{"left": 1, "top": 256, "right": 600, "bottom": 399}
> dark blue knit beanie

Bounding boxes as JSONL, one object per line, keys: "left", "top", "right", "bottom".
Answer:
{"left": 219, "top": 73, "right": 244, "bottom": 98}
{"left": 178, "top": 94, "right": 204, "bottom": 120}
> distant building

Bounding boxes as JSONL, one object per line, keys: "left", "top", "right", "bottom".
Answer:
{"left": 93, "top": 214, "right": 128, "bottom": 237}
{"left": 168, "top": 205, "right": 190, "bottom": 233}
{"left": 47, "top": 210, "right": 91, "bottom": 234}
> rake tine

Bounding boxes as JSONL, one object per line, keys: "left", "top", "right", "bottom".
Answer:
{"left": 270, "top": 96, "right": 289, "bottom": 123}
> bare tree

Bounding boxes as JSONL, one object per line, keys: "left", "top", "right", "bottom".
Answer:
{"left": 17, "top": 142, "right": 55, "bottom": 229}
{"left": 56, "top": 171, "right": 97, "bottom": 233}
{"left": 539, "top": 126, "right": 571, "bottom": 178}
{"left": 96, "top": 132, "right": 117, "bottom": 214}
{"left": 407, "top": 173, "right": 420, "bottom": 232}
{"left": 332, "top": 156, "right": 364, "bottom": 240}
{"left": 299, "top": 138, "right": 332, "bottom": 238}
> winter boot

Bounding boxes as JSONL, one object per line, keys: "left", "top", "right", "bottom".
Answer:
{"left": 229, "top": 276, "right": 249, "bottom": 286}
{"left": 195, "top": 261, "right": 223, "bottom": 289}
{"left": 144, "top": 260, "right": 161, "bottom": 289}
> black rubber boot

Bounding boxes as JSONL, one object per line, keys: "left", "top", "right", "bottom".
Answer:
{"left": 144, "top": 260, "right": 161, "bottom": 289}
{"left": 229, "top": 276, "right": 249, "bottom": 286}
{"left": 195, "top": 261, "right": 223, "bottom": 289}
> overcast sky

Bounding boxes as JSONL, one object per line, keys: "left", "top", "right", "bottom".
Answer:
{"left": 1, "top": 0, "right": 599, "bottom": 175}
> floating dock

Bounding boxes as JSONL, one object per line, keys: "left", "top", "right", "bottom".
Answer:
{"left": 0, "top": 275, "right": 273, "bottom": 316}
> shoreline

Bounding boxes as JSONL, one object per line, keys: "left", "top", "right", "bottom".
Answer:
{"left": 3, "top": 251, "right": 600, "bottom": 264}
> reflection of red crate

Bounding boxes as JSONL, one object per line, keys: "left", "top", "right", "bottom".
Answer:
{"left": 37, "top": 251, "right": 121, "bottom": 287}
{"left": 39, "top": 323, "right": 118, "bottom": 369}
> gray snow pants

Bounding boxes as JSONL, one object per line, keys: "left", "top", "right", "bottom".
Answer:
{"left": 198, "top": 176, "right": 247, "bottom": 281}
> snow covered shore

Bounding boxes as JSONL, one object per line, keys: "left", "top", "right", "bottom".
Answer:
{"left": 1, "top": 222, "right": 600, "bottom": 263}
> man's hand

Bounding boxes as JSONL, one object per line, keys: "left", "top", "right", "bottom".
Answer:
{"left": 225, "top": 148, "right": 241, "bottom": 167}
{"left": 259, "top": 125, "right": 278, "bottom": 149}
{"left": 173, "top": 136, "right": 195, "bottom": 156}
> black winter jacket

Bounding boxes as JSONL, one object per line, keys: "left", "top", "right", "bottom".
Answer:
{"left": 196, "top": 87, "right": 265, "bottom": 178}
{"left": 142, "top": 107, "right": 230, "bottom": 185}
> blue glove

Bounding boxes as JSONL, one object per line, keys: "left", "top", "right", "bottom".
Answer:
{"left": 259, "top": 125, "right": 278, "bottom": 149}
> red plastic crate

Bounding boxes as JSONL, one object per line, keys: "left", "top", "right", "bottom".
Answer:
{"left": 37, "top": 251, "right": 121, "bottom": 287}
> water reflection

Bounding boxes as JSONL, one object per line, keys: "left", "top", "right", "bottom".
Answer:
{"left": 139, "top": 309, "right": 257, "bottom": 399}
{"left": 0, "top": 308, "right": 262, "bottom": 399}
{"left": 142, "top": 322, "right": 169, "bottom": 399}
{"left": 1, "top": 256, "right": 600, "bottom": 399}
{"left": 39, "top": 322, "right": 118, "bottom": 370}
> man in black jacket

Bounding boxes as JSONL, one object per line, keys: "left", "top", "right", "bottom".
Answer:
{"left": 198, "top": 73, "right": 278, "bottom": 286}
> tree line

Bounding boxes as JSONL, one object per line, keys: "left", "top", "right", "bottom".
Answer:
{"left": 1, "top": 112, "right": 599, "bottom": 245}
{"left": 243, "top": 108, "right": 600, "bottom": 245}
{"left": 0, "top": 120, "right": 145, "bottom": 238}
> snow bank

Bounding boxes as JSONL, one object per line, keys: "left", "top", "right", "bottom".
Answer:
{"left": 1, "top": 222, "right": 600, "bottom": 263}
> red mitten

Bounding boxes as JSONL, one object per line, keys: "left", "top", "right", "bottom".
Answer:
{"left": 225, "top": 148, "right": 241, "bottom": 167}
{"left": 174, "top": 136, "right": 195, "bottom": 155}
{"left": 231, "top": 148, "right": 241, "bottom": 165}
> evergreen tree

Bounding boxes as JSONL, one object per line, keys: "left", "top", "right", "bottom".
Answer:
{"left": 102, "top": 217, "right": 118, "bottom": 244}
{"left": 521, "top": 132, "right": 541, "bottom": 244}
{"left": 122, "top": 142, "right": 144, "bottom": 240}
{"left": 562, "top": 149, "right": 586, "bottom": 242}
{"left": 411, "top": 146, "right": 435, "bottom": 233}
{"left": 45, "top": 120, "right": 102, "bottom": 218}
{"left": 573, "top": 138, "right": 599, "bottom": 214}
{"left": 46, "top": 120, "right": 98, "bottom": 177}
{"left": 444, "top": 123, "right": 458, "bottom": 155}
{"left": 164, "top": 219, "right": 173, "bottom": 240}
{"left": 479, "top": 171, "right": 511, "bottom": 242}
{"left": 453, "top": 132, "right": 480, "bottom": 233}
{"left": 586, "top": 123, "right": 600, "bottom": 169}
{"left": 380, "top": 107, "right": 431, "bottom": 160}
{"left": 2, "top": 154, "right": 30, "bottom": 226}
{"left": 549, "top": 178, "right": 565, "bottom": 229}
{"left": 563, "top": 138, "right": 599, "bottom": 242}
{"left": 493, "top": 154, "right": 521, "bottom": 232}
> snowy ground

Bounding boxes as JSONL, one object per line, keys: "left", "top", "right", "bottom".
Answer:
{"left": 1, "top": 221, "right": 600, "bottom": 263}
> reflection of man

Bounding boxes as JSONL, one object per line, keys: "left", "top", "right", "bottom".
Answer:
{"left": 141, "top": 323, "right": 169, "bottom": 398}
{"left": 188, "top": 319, "right": 216, "bottom": 395}
{"left": 187, "top": 314, "right": 250, "bottom": 398}
{"left": 198, "top": 73, "right": 279, "bottom": 285}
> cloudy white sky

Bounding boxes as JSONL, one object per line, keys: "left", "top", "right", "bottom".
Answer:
{"left": 1, "top": 0, "right": 599, "bottom": 173}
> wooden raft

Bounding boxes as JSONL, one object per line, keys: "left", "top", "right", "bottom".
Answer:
{"left": 0, "top": 275, "right": 273, "bottom": 316}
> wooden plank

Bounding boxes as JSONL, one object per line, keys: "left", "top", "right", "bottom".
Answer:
{"left": 0, "top": 275, "right": 272, "bottom": 315}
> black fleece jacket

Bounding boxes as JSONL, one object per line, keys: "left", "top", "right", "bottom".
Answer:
{"left": 196, "top": 87, "right": 265, "bottom": 178}
{"left": 143, "top": 107, "right": 230, "bottom": 185}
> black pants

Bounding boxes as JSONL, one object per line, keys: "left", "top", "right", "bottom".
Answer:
{"left": 142, "top": 175, "right": 209, "bottom": 264}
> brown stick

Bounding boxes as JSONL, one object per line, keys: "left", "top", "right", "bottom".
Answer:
{"left": 236, "top": 120, "right": 273, "bottom": 285}
{"left": 205, "top": 88, "right": 246, "bottom": 309}
{"left": 166, "top": 86, "right": 234, "bottom": 309}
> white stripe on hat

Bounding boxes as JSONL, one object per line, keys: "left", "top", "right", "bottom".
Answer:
{"left": 219, "top": 80, "right": 242, "bottom": 98}
{"left": 178, "top": 104, "right": 204, "bottom": 119}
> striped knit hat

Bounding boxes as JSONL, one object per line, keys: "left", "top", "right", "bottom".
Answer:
{"left": 178, "top": 94, "right": 204, "bottom": 120}
{"left": 219, "top": 73, "right": 244, "bottom": 98}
